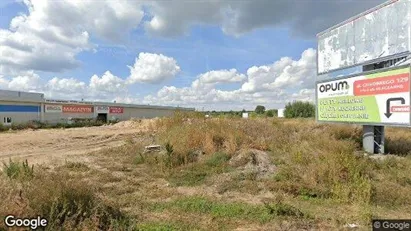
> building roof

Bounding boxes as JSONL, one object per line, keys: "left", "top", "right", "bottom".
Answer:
{"left": 0, "top": 89, "right": 195, "bottom": 111}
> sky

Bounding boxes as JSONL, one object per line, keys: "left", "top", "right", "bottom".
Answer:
{"left": 0, "top": 0, "right": 386, "bottom": 110}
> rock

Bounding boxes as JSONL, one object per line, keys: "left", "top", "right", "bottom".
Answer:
{"left": 229, "top": 149, "right": 276, "bottom": 179}
{"left": 343, "top": 224, "right": 359, "bottom": 229}
{"left": 144, "top": 145, "right": 161, "bottom": 152}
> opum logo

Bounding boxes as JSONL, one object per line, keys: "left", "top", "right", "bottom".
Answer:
{"left": 319, "top": 81, "right": 349, "bottom": 93}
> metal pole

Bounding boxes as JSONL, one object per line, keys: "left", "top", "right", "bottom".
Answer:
{"left": 40, "top": 103, "right": 44, "bottom": 122}
{"left": 374, "top": 126, "right": 385, "bottom": 154}
{"left": 362, "top": 125, "right": 375, "bottom": 153}
{"left": 362, "top": 64, "right": 386, "bottom": 154}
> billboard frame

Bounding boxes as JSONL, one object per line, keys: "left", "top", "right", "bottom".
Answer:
{"left": 315, "top": 63, "right": 411, "bottom": 127}
{"left": 316, "top": 0, "right": 400, "bottom": 38}
{"left": 316, "top": 0, "right": 411, "bottom": 75}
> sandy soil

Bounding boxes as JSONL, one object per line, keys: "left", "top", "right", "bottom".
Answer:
{"left": 0, "top": 119, "right": 156, "bottom": 165}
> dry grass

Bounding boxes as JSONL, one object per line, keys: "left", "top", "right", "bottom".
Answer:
{"left": 1, "top": 113, "right": 411, "bottom": 230}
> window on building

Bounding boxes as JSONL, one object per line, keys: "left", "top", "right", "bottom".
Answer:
{"left": 3, "top": 117, "right": 12, "bottom": 124}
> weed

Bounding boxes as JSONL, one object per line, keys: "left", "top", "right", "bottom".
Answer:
{"left": 2, "top": 159, "right": 34, "bottom": 180}
{"left": 134, "top": 153, "right": 145, "bottom": 165}
{"left": 20, "top": 172, "right": 133, "bottom": 230}
{"left": 151, "top": 196, "right": 308, "bottom": 223}
{"left": 63, "top": 161, "right": 90, "bottom": 171}
{"left": 205, "top": 152, "right": 230, "bottom": 167}
{"left": 168, "top": 169, "right": 208, "bottom": 186}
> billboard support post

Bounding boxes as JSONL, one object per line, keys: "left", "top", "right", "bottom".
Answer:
{"left": 362, "top": 125, "right": 375, "bottom": 154}
{"left": 362, "top": 125, "right": 385, "bottom": 154}
{"left": 361, "top": 65, "right": 384, "bottom": 154}
{"left": 374, "top": 126, "right": 385, "bottom": 154}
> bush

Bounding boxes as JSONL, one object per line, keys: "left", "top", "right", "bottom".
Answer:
{"left": 284, "top": 101, "right": 315, "bottom": 118}
{"left": 0, "top": 123, "right": 8, "bottom": 132}
{"left": 2, "top": 159, "right": 34, "bottom": 180}
{"left": 265, "top": 109, "right": 277, "bottom": 117}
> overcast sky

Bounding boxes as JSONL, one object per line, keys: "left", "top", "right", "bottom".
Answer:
{"left": 0, "top": 0, "right": 385, "bottom": 110}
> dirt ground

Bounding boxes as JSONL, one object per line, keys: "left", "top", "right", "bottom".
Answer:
{"left": 0, "top": 119, "right": 156, "bottom": 165}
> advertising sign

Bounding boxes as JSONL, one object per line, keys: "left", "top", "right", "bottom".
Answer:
{"left": 109, "top": 107, "right": 124, "bottom": 114}
{"left": 316, "top": 65, "right": 411, "bottom": 126}
{"left": 317, "top": 0, "right": 411, "bottom": 74}
{"left": 45, "top": 104, "right": 62, "bottom": 113}
{"left": 63, "top": 105, "right": 93, "bottom": 113}
{"left": 95, "top": 106, "right": 109, "bottom": 113}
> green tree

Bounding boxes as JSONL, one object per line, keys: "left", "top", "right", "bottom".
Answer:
{"left": 255, "top": 105, "right": 266, "bottom": 114}
{"left": 265, "top": 109, "right": 277, "bottom": 117}
{"left": 284, "top": 101, "right": 315, "bottom": 118}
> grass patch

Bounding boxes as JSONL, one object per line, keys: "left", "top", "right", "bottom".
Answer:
{"left": 62, "top": 161, "right": 90, "bottom": 171}
{"left": 137, "top": 221, "right": 203, "bottom": 231}
{"left": 167, "top": 167, "right": 208, "bottom": 187}
{"left": 205, "top": 152, "right": 230, "bottom": 167}
{"left": 167, "top": 153, "right": 232, "bottom": 187}
{"left": 0, "top": 166, "right": 135, "bottom": 231}
{"left": 150, "top": 196, "right": 308, "bottom": 223}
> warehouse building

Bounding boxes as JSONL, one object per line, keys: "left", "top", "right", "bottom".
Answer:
{"left": 0, "top": 89, "right": 194, "bottom": 125}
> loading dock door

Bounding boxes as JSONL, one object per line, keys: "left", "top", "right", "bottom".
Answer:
{"left": 97, "top": 113, "right": 107, "bottom": 123}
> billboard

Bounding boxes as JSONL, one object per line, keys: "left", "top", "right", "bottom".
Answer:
{"left": 109, "top": 107, "right": 124, "bottom": 114}
{"left": 95, "top": 106, "right": 109, "bottom": 113}
{"left": 45, "top": 104, "right": 62, "bottom": 113}
{"left": 316, "top": 65, "right": 411, "bottom": 126}
{"left": 317, "top": 0, "right": 411, "bottom": 74}
{"left": 62, "top": 105, "right": 93, "bottom": 113}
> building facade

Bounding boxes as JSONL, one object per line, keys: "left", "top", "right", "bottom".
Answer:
{"left": 0, "top": 90, "right": 194, "bottom": 125}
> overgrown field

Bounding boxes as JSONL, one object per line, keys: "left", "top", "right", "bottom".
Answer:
{"left": 1, "top": 113, "right": 411, "bottom": 230}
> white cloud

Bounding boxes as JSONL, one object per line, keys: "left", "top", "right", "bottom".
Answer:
{"left": 127, "top": 52, "right": 181, "bottom": 84}
{"left": 89, "top": 71, "right": 125, "bottom": 94}
{"left": 241, "top": 48, "right": 316, "bottom": 93}
{"left": 45, "top": 77, "right": 87, "bottom": 99}
{"left": 198, "top": 69, "right": 245, "bottom": 84}
{"left": 0, "top": 0, "right": 144, "bottom": 74}
{"left": 44, "top": 71, "right": 129, "bottom": 100}
{"left": 191, "top": 68, "right": 245, "bottom": 91}
{"left": 7, "top": 71, "right": 41, "bottom": 91}
{"left": 291, "top": 89, "right": 315, "bottom": 102}
{"left": 0, "top": 75, "right": 9, "bottom": 89}
{"left": 144, "top": 48, "right": 317, "bottom": 110}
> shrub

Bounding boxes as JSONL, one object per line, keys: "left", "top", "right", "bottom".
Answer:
{"left": 265, "top": 109, "right": 277, "bottom": 117}
{"left": 0, "top": 123, "right": 8, "bottom": 131}
{"left": 2, "top": 159, "right": 34, "bottom": 180}
{"left": 284, "top": 101, "right": 315, "bottom": 118}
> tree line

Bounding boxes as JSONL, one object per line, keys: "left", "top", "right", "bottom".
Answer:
{"left": 205, "top": 101, "right": 315, "bottom": 118}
